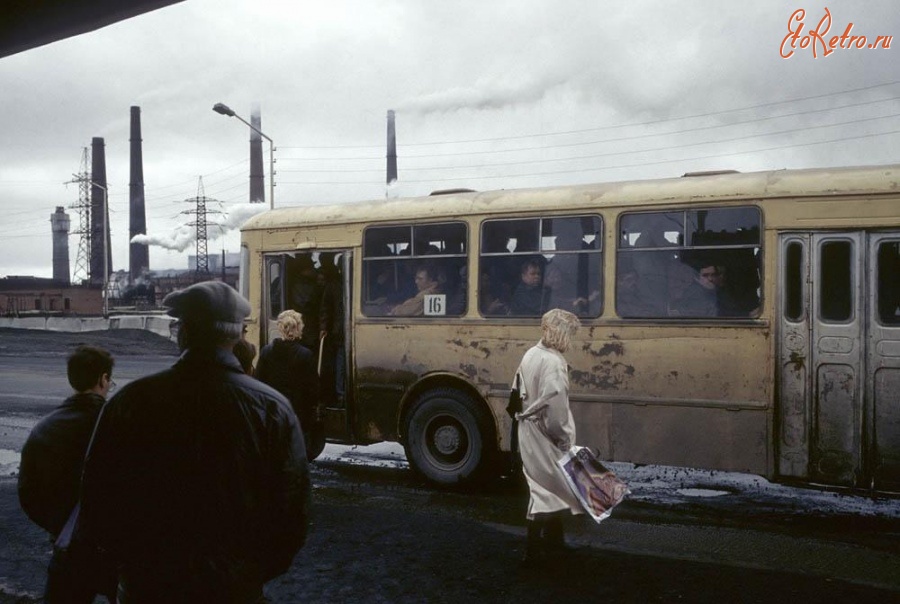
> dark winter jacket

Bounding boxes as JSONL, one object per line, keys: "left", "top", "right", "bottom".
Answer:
{"left": 80, "top": 347, "right": 310, "bottom": 603}
{"left": 18, "top": 392, "right": 105, "bottom": 536}
{"left": 256, "top": 338, "right": 319, "bottom": 426}
{"left": 319, "top": 276, "right": 344, "bottom": 344}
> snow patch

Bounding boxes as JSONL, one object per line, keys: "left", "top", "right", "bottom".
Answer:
{"left": 0, "top": 449, "right": 20, "bottom": 477}
{"left": 677, "top": 488, "right": 729, "bottom": 498}
{"left": 319, "top": 442, "right": 409, "bottom": 469}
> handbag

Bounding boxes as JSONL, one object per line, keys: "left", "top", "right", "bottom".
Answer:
{"left": 506, "top": 373, "right": 523, "bottom": 475}
{"left": 557, "top": 446, "right": 629, "bottom": 523}
{"left": 506, "top": 373, "right": 523, "bottom": 419}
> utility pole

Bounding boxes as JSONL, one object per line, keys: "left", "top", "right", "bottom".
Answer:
{"left": 183, "top": 177, "right": 221, "bottom": 281}
{"left": 68, "top": 148, "right": 92, "bottom": 284}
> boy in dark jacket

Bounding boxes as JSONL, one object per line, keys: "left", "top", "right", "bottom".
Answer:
{"left": 18, "top": 345, "right": 118, "bottom": 603}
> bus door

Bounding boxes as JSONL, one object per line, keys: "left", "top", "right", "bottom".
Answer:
{"left": 868, "top": 234, "right": 900, "bottom": 492}
{"left": 778, "top": 232, "right": 900, "bottom": 490}
{"left": 320, "top": 250, "right": 353, "bottom": 440}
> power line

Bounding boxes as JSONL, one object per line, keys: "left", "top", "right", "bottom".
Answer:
{"left": 278, "top": 79, "right": 900, "bottom": 150}
{"left": 276, "top": 97, "right": 899, "bottom": 165}
{"left": 277, "top": 113, "right": 900, "bottom": 175}
{"left": 278, "top": 127, "right": 900, "bottom": 185}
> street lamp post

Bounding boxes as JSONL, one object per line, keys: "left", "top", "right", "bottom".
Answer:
{"left": 213, "top": 103, "right": 275, "bottom": 209}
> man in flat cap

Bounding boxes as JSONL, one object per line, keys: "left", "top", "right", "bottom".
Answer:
{"left": 80, "top": 281, "right": 310, "bottom": 603}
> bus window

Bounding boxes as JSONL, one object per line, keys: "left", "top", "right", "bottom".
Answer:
{"left": 784, "top": 241, "right": 805, "bottom": 322}
{"left": 268, "top": 260, "right": 283, "bottom": 317}
{"left": 820, "top": 240, "right": 854, "bottom": 323}
{"left": 480, "top": 215, "right": 602, "bottom": 318}
{"left": 687, "top": 207, "right": 760, "bottom": 246}
{"left": 363, "top": 222, "right": 467, "bottom": 317}
{"left": 620, "top": 212, "right": 682, "bottom": 248}
{"left": 878, "top": 241, "right": 900, "bottom": 325}
{"left": 617, "top": 206, "right": 761, "bottom": 319}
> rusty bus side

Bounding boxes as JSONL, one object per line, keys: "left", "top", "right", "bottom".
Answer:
{"left": 240, "top": 164, "right": 900, "bottom": 491}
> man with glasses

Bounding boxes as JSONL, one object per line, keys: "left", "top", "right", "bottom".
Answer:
{"left": 18, "top": 345, "right": 118, "bottom": 603}
{"left": 671, "top": 262, "right": 721, "bottom": 317}
{"left": 672, "top": 261, "right": 748, "bottom": 318}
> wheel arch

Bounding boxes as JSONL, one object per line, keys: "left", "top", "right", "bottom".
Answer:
{"left": 397, "top": 372, "right": 497, "bottom": 447}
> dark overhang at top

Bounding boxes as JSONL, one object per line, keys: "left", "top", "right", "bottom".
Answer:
{"left": 1, "top": 0, "right": 186, "bottom": 59}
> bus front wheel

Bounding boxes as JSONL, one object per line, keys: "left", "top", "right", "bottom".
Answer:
{"left": 405, "top": 388, "right": 495, "bottom": 486}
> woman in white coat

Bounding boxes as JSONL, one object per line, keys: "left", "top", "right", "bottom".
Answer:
{"left": 513, "top": 308, "right": 583, "bottom": 564}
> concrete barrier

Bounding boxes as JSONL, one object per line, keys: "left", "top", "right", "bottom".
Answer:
{"left": 46, "top": 317, "right": 97, "bottom": 331}
{"left": 145, "top": 316, "right": 176, "bottom": 339}
{"left": 0, "top": 315, "right": 175, "bottom": 339}
{"left": 1, "top": 317, "right": 47, "bottom": 330}
{"left": 110, "top": 316, "right": 146, "bottom": 331}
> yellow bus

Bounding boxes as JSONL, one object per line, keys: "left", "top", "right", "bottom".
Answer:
{"left": 239, "top": 164, "right": 900, "bottom": 492}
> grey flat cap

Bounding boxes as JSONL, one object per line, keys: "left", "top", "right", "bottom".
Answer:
{"left": 163, "top": 281, "right": 251, "bottom": 327}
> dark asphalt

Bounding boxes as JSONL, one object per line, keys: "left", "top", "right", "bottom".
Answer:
{"left": 3, "top": 459, "right": 899, "bottom": 604}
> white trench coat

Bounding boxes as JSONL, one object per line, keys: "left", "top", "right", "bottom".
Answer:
{"left": 514, "top": 342, "right": 583, "bottom": 519}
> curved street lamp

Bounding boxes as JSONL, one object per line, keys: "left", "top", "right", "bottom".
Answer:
{"left": 213, "top": 103, "right": 275, "bottom": 209}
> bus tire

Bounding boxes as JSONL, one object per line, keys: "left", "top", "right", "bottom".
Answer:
{"left": 305, "top": 423, "right": 327, "bottom": 461}
{"left": 405, "top": 388, "right": 496, "bottom": 487}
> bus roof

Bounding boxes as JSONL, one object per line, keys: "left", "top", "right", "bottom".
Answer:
{"left": 241, "top": 163, "right": 900, "bottom": 232}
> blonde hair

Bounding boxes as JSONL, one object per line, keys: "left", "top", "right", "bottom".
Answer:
{"left": 541, "top": 308, "right": 581, "bottom": 352}
{"left": 276, "top": 310, "right": 304, "bottom": 341}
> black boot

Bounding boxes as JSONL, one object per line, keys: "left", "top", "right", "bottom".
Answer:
{"left": 542, "top": 514, "right": 573, "bottom": 553}
{"left": 521, "top": 519, "right": 544, "bottom": 567}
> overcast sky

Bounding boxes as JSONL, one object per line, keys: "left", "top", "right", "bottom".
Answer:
{"left": 0, "top": 0, "right": 897, "bottom": 279}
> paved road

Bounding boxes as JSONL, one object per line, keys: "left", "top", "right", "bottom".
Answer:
{"left": 2, "top": 458, "right": 899, "bottom": 603}
{"left": 0, "top": 356, "right": 174, "bottom": 451}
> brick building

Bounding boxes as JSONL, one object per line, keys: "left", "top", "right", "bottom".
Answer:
{"left": 0, "top": 277, "right": 102, "bottom": 316}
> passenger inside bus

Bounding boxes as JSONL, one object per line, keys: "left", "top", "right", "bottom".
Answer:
{"left": 670, "top": 262, "right": 720, "bottom": 317}
{"left": 615, "top": 266, "right": 656, "bottom": 317}
{"left": 669, "top": 260, "right": 757, "bottom": 318}
{"left": 288, "top": 254, "right": 323, "bottom": 351}
{"left": 318, "top": 252, "right": 345, "bottom": 408}
{"left": 479, "top": 270, "right": 509, "bottom": 316}
{"left": 543, "top": 221, "right": 600, "bottom": 317}
{"left": 509, "top": 258, "right": 547, "bottom": 316}
{"left": 445, "top": 264, "right": 467, "bottom": 315}
{"left": 389, "top": 263, "right": 442, "bottom": 316}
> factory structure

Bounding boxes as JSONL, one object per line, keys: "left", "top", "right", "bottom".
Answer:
{"left": 1, "top": 104, "right": 397, "bottom": 317}
{"left": 0, "top": 104, "right": 259, "bottom": 316}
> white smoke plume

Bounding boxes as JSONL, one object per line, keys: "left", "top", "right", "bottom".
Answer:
{"left": 131, "top": 225, "right": 197, "bottom": 252}
{"left": 219, "top": 202, "right": 268, "bottom": 230}
{"left": 131, "top": 203, "right": 268, "bottom": 251}
{"left": 398, "top": 73, "right": 569, "bottom": 114}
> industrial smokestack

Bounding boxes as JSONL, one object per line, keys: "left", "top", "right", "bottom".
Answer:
{"left": 51, "top": 206, "right": 70, "bottom": 285}
{"left": 90, "top": 137, "right": 111, "bottom": 286}
{"left": 249, "top": 103, "right": 265, "bottom": 204}
{"left": 386, "top": 109, "right": 397, "bottom": 185}
{"left": 129, "top": 106, "right": 150, "bottom": 280}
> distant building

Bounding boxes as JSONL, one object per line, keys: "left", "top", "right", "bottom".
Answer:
{"left": 188, "top": 252, "right": 241, "bottom": 274}
{"left": 0, "top": 277, "right": 101, "bottom": 315}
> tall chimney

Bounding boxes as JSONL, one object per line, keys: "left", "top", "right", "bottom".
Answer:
{"left": 89, "top": 137, "right": 111, "bottom": 286}
{"left": 129, "top": 106, "right": 149, "bottom": 280}
{"left": 51, "top": 206, "right": 70, "bottom": 285}
{"left": 386, "top": 109, "right": 397, "bottom": 185}
{"left": 249, "top": 103, "right": 265, "bottom": 204}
